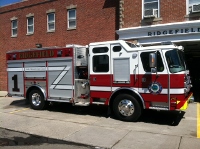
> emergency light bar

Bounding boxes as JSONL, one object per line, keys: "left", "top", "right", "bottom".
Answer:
{"left": 161, "top": 41, "right": 173, "bottom": 45}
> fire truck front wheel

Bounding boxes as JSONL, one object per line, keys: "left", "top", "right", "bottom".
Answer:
{"left": 113, "top": 94, "right": 142, "bottom": 122}
{"left": 29, "top": 90, "right": 46, "bottom": 110}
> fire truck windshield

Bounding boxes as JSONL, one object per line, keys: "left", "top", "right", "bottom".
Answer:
{"left": 165, "top": 49, "right": 186, "bottom": 73}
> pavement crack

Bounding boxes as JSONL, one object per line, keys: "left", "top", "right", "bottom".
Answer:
{"left": 178, "top": 136, "right": 182, "bottom": 149}
{"left": 5, "top": 112, "right": 92, "bottom": 125}
{"left": 111, "top": 130, "right": 131, "bottom": 149}
{"left": 122, "top": 129, "right": 187, "bottom": 138}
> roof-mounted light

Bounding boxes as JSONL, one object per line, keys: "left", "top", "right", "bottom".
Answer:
{"left": 57, "top": 50, "right": 62, "bottom": 57}
{"left": 13, "top": 54, "right": 17, "bottom": 60}
{"left": 178, "top": 46, "right": 184, "bottom": 51}
{"left": 161, "top": 41, "right": 173, "bottom": 45}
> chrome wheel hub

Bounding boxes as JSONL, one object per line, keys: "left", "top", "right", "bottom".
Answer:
{"left": 118, "top": 99, "right": 134, "bottom": 116}
{"left": 32, "top": 93, "right": 41, "bottom": 106}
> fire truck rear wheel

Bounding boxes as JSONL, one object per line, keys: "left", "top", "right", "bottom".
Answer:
{"left": 113, "top": 94, "right": 142, "bottom": 122}
{"left": 29, "top": 90, "right": 46, "bottom": 110}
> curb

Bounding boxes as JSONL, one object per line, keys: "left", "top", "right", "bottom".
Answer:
{"left": 0, "top": 91, "right": 8, "bottom": 97}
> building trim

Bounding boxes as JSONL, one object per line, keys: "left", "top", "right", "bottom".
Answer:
{"left": 66, "top": 4, "right": 77, "bottom": 10}
{"left": 10, "top": 16, "right": 17, "bottom": 20}
{"left": 46, "top": 9, "right": 55, "bottom": 14}
{"left": 117, "top": 20, "right": 200, "bottom": 45}
{"left": 26, "top": 13, "right": 34, "bottom": 17}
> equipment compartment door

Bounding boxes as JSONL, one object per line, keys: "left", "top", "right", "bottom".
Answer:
{"left": 7, "top": 62, "right": 24, "bottom": 96}
{"left": 138, "top": 50, "right": 169, "bottom": 109}
{"left": 110, "top": 43, "right": 139, "bottom": 91}
{"left": 89, "top": 44, "right": 112, "bottom": 100}
{"left": 47, "top": 59, "right": 73, "bottom": 99}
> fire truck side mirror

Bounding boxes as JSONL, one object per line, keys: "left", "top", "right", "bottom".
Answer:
{"left": 149, "top": 53, "right": 157, "bottom": 68}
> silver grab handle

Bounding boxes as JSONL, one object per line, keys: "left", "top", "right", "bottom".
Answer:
{"left": 134, "top": 64, "right": 138, "bottom": 81}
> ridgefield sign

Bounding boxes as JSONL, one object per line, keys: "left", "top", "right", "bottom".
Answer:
{"left": 148, "top": 27, "right": 200, "bottom": 36}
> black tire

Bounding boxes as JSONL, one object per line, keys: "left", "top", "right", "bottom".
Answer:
{"left": 112, "top": 94, "right": 142, "bottom": 122}
{"left": 29, "top": 89, "right": 46, "bottom": 110}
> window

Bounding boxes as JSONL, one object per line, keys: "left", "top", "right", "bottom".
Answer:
{"left": 126, "top": 42, "right": 140, "bottom": 48}
{"left": 140, "top": 51, "right": 164, "bottom": 72}
{"left": 27, "top": 17, "right": 34, "bottom": 34}
{"left": 143, "top": 0, "right": 159, "bottom": 18}
{"left": 93, "top": 55, "right": 109, "bottom": 72}
{"left": 47, "top": 13, "right": 55, "bottom": 31}
{"left": 113, "top": 46, "right": 121, "bottom": 52}
{"left": 165, "top": 49, "right": 186, "bottom": 73}
{"left": 93, "top": 47, "right": 109, "bottom": 53}
{"left": 68, "top": 9, "right": 76, "bottom": 29}
{"left": 188, "top": 0, "right": 200, "bottom": 13}
{"left": 11, "top": 20, "right": 18, "bottom": 37}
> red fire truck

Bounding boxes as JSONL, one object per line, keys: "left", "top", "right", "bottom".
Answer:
{"left": 6, "top": 40, "right": 193, "bottom": 121}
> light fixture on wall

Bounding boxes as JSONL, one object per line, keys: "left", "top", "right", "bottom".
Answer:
{"left": 36, "top": 43, "right": 42, "bottom": 48}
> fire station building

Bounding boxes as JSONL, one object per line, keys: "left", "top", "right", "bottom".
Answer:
{"left": 116, "top": 0, "right": 200, "bottom": 98}
{"left": 0, "top": 0, "right": 118, "bottom": 90}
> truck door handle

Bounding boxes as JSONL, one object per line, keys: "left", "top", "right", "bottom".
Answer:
{"left": 93, "top": 77, "right": 96, "bottom": 81}
{"left": 134, "top": 64, "right": 138, "bottom": 81}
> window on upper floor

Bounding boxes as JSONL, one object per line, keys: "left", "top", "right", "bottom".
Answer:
{"left": 68, "top": 9, "right": 76, "bottom": 29}
{"left": 47, "top": 12, "right": 55, "bottom": 32}
{"left": 11, "top": 19, "right": 18, "bottom": 37}
{"left": 188, "top": 0, "right": 200, "bottom": 14}
{"left": 27, "top": 17, "right": 34, "bottom": 34}
{"left": 143, "top": 0, "right": 159, "bottom": 18}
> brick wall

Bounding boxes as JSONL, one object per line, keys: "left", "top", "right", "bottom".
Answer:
{"left": 160, "top": 0, "right": 186, "bottom": 23}
{"left": 123, "top": 0, "right": 142, "bottom": 28}
{"left": 122, "top": 0, "right": 188, "bottom": 28}
{"left": 0, "top": 0, "right": 118, "bottom": 91}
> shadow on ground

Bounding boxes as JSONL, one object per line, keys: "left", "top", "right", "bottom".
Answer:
{"left": 3, "top": 99, "right": 29, "bottom": 109}
{"left": 47, "top": 102, "right": 186, "bottom": 126}
{"left": 138, "top": 109, "right": 185, "bottom": 126}
{"left": 0, "top": 128, "right": 92, "bottom": 148}
{"left": 5, "top": 99, "right": 186, "bottom": 126}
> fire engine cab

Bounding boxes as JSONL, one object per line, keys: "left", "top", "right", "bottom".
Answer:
{"left": 6, "top": 40, "right": 192, "bottom": 121}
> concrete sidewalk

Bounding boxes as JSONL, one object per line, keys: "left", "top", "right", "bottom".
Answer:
{"left": 0, "top": 95, "right": 199, "bottom": 148}
{"left": 0, "top": 91, "right": 7, "bottom": 97}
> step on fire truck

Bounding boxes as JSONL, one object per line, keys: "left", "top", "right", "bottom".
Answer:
{"left": 6, "top": 40, "right": 193, "bottom": 121}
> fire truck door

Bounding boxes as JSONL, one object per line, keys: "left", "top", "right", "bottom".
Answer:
{"left": 89, "top": 44, "right": 112, "bottom": 100}
{"left": 138, "top": 50, "right": 169, "bottom": 109}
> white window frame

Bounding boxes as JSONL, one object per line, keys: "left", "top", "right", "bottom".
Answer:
{"left": 47, "top": 12, "right": 55, "bottom": 32}
{"left": 142, "top": 0, "right": 160, "bottom": 19}
{"left": 11, "top": 19, "right": 18, "bottom": 37}
{"left": 67, "top": 9, "right": 76, "bottom": 29}
{"left": 186, "top": 0, "right": 189, "bottom": 14}
{"left": 27, "top": 16, "right": 34, "bottom": 34}
{"left": 187, "top": 0, "right": 200, "bottom": 14}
